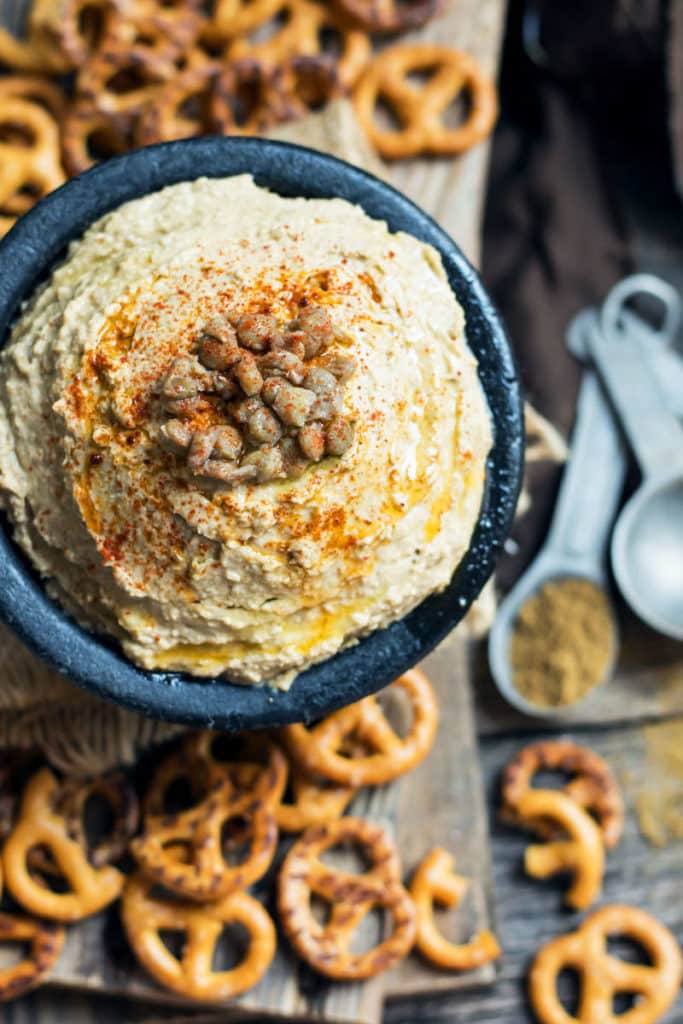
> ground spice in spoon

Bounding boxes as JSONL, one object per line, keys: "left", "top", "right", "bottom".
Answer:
{"left": 510, "top": 577, "right": 615, "bottom": 707}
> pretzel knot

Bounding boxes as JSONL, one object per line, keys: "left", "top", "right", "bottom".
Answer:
{"left": 2, "top": 768, "right": 124, "bottom": 921}
{"left": 529, "top": 905, "right": 683, "bottom": 1024}
{"left": 0, "top": 96, "right": 65, "bottom": 234}
{"left": 331, "top": 0, "right": 444, "bottom": 34}
{"left": 516, "top": 791, "right": 604, "bottom": 911}
{"left": 0, "top": 912, "right": 65, "bottom": 1002}
{"left": 275, "top": 759, "right": 356, "bottom": 833}
{"left": 121, "top": 873, "right": 276, "bottom": 1002}
{"left": 131, "top": 732, "right": 285, "bottom": 900}
{"left": 353, "top": 44, "right": 497, "bottom": 160}
{"left": 281, "top": 668, "right": 438, "bottom": 787}
{"left": 278, "top": 816, "right": 416, "bottom": 979}
{"left": 28, "top": 771, "right": 139, "bottom": 876}
{"left": 410, "top": 848, "right": 501, "bottom": 971}
{"left": 501, "top": 739, "right": 624, "bottom": 849}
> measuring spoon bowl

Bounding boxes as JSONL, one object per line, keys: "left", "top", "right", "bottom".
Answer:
{"left": 612, "top": 470, "right": 683, "bottom": 640}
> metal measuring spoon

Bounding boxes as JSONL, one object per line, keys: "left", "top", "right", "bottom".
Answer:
{"left": 584, "top": 277, "right": 683, "bottom": 639}
{"left": 488, "top": 309, "right": 624, "bottom": 717}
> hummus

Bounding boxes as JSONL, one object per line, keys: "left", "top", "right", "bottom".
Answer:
{"left": 0, "top": 175, "right": 491, "bottom": 687}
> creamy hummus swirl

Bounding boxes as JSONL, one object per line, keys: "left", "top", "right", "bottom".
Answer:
{"left": 0, "top": 176, "right": 491, "bottom": 687}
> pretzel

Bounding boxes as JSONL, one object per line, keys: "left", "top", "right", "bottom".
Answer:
{"left": 276, "top": 759, "right": 356, "bottom": 832}
{"left": 410, "top": 848, "right": 501, "bottom": 971}
{"left": 331, "top": 0, "right": 444, "bottom": 33}
{"left": 281, "top": 669, "right": 438, "bottom": 786}
{"left": 529, "top": 905, "right": 683, "bottom": 1024}
{"left": 136, "top": 66, "right": 219, "bottom": 145}
{"left": 34, "top": 0, "right": 125, "bottom": 68}
{"left": 131, "top": 734, "right": 285, "bottom": 900}
{"left": 0, "top": 912, "right": 64, "bottom": 1003}
{"left": 0, "top": 97, "right": 66, "bottom": 232}
{"left": 501, "top": 739, "right": 624, "bottom": 849}
{"left": 61, "top": 101, "right": 135, "bottom": 176}
{"left": 516, "top": 790, "right": 604, "bottom": 911}
{"left": 3, "top": 768, "right": 124, "bottom": 921}
{"left": 353, "top": 44, "right": 498, "bottom": 160}
{"left": 202, "top": 0, "right": 283, "bottom": 42}
{"left": 273, "top": 57, "right": 343, "bottom": 123}
{"left": 278, "top": 816, "right": 415, "bottom": 979}
{"left": 0, "top": 77, "right": 65, "bottom": 119}
{"left": 226, "top": 0, "right": 329, "bottom": 66}
{"left": 28, "top": 771, "right": 139, "bottom": 875}
{"left": 0, "top": 0, "right": 73, "bottom": 74}
{"left": 121, "top": 872, "right": 276, "bottom": 1001}
{"left": 210, "top": 61, "right": 283, "bottom": 136}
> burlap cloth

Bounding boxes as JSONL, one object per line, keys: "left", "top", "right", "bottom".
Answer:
{"left": 0, "top": 101, "right": 561, "bottom": 774}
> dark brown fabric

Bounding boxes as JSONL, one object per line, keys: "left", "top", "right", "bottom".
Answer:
{"left": 482, "top": 0, "right": 679, "bottom": 587}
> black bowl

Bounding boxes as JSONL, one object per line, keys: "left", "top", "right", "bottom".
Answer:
{"left": 0, "top": 137, "right": 523, "bottom": 729}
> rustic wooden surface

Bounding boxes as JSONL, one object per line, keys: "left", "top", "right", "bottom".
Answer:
{"left": 39, "top": 636, "right": 496, "bottom": 1018}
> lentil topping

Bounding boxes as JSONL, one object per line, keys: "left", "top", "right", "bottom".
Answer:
{"left": 0, "top": 176, "right": 491, "bottom": 687}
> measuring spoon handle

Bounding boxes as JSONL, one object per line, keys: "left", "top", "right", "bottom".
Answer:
{"left": 546, "top": 365, "right": 627, "bottom": 564}
{"left": 587, "top": 318, "right": 683, "bottom": 480}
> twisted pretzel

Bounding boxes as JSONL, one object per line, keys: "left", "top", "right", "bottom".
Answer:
{"left": 0, "top": 77, "right": 65, "bottom": 119}
{"left": 0, "top": 97, "right": 65, "bottom": 229}
{"left": 210, "top": 61, "right": 282, "bottom": 136}
{"left": 2, "top": 768, "right": 124, "bottom": 921}
{"left": 281, "top": 669, "right": 438, "bottom": 787}
{"left": 61, "top": 100, "right": 136, "bottom": 176}
{"left": 0, "top": 912, "right": 64, "bottom": 1003}
{"left": 136, "top": 66, "right": 219, "bottom": 145}
{"left": 121, "top": 872, "right": 276, "bottom": 1001}
{"left": 529, "top": 905, "right": 683, "bottom": 1024}
{"left": 331, "top": 0, "right": 444, "bottom": 33}
{"left": 278, "top": 816, "right": 415, "bottom": 979}
{"left": 410, "top": 848, "right": 501, "bottom": 971}
{"left": 0, "top": 0, "right": 73, "bottom": 73}
{"left": 501, "top": 739, "right": 624, "bottom": 849}
{"left": 516, "top": 790, "right": 604, "bottom": 911}
{"left": 226, "top": 0, "right": 328, "bottom": 66}
{"left": 276, "top": 759, "right": 356, "bottom": 833}
{"left": 273, "top": 57, "right": 343, "bottom": 123}
{"left": 28, "top": 771, "right": 139, "bottom": 875}
{"left": 35, "top": 0, "right": 126, "bottom": 68}
{"left": 353, "top": 44, "right": 497, "bottom": 159}
{"left": 202, "top": 0, "right": 283, "bottom": 42}
{"left": 132, "top": 734, "right": 285, "bottom": 900}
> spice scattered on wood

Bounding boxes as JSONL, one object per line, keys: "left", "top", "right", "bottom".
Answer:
{"left": 510, "top": 577, "right": 615, "bottom": 707}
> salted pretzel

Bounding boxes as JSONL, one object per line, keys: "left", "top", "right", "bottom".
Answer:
{"left": 501, "top": 739, "right": 624, "bottom": 849}
{"left": 278, "top": 816, "right": 415, "bottom": 979}
{"left": 281, "top": 669, "right": 438, "bottom": 787}
{"left": 132, "top": 733, "right": 285, "bottom": 900}
{"left": 28, "top": 771, "right": 139, "bottom": 876}
{"left": 332, "top": 0, "right": 444, "bottom": 33}
{"left": 410, "top": 848, "right": 501, "bottom": 971}
{"left": 529, "top": 905, "right": 683, "bottom": 1024}
{"left": 516, "top": 790, "right": 604, "bottom": 911}
{"left": 3, "top": 768, "right": 124, "bottom": 921}
{"left": 0, "top": 912, "right": 64, "bottom": 1003}
{"left": 0, "top": 97, "right": 65, "bottom": 232}
{"left": 353, "top": 44, "right": 498, "bottom": 160}
{"left": 121, "top": 872, "right": 276, "bottom": 1001}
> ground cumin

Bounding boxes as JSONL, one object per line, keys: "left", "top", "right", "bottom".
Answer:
{"left": 510, "top": 577, "right": 615, "bottom": 707}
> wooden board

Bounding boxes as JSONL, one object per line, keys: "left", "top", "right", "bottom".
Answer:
{"left": 40, "top": 634, "right": 497, "bottom": 1020}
